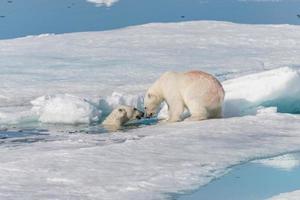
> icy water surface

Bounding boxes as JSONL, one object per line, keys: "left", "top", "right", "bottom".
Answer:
{"left": 0, "top": 118, "right": 158, "bottom": 146}
{"left": 177, "top": 153, "right": 300, "bottom": 200}
{"left": 1, "top": 0, "right": 300, "bottom": 39}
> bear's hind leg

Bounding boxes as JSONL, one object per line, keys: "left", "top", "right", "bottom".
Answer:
{"left": 208, "top": 106, "right": 223, "bottom": 118}
{"left": 185, "top": 110, "right": 208, "bottom": 121}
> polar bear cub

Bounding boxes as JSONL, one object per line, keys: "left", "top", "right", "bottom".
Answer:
{"left": 144, "top": 70, "right": 225, "bottom": 122}
{"left": 102, "top": 105, "right": 144, "bottom": 129}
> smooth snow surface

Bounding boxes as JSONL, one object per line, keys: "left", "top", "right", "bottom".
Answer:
{"left": 1, "top": 112, "right": 300, "bottom": 200}
{"left": 1, "top": 21, "right": 300, "bottom": 199}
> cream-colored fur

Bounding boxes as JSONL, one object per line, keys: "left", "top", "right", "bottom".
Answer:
{"left": 102, "top": 105, "right": 144, "bottom": 130}
{"left": 144, "top": 71, "right": 225, "bottom": 122}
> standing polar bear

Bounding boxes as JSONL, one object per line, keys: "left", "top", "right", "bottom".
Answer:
{"left": 144, "top": 71, "right": 225, "bottom": 122}
{"left": 102, "top": 105, "right": 144, "bottom": 130}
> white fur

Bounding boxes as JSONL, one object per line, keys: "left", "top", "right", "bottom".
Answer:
{"left": 102, "top": 105, "right": 144, "bottom": 130}
{"left": 144, "top": 71, "right": 225, "bottom": 122}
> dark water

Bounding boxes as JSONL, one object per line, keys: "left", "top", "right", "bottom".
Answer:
{"left": 176, "top": 153, "right": 300, "bottom": 200}
{"left": 1, "top": 0, "right": 300, "bottom": 39}
{"left": 0, "top": 118, "right": 157, "bottom": 145}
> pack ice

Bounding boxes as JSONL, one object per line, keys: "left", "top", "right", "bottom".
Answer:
{"left": 0, "top": 21, "right": 300, "bottom": 200}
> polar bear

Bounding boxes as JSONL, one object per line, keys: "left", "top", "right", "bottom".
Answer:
{"left": 102, "top": 105, "right": 144, "bottom": 130}
{"left": 144, "top": 70, "right": 225, "bottom": 122}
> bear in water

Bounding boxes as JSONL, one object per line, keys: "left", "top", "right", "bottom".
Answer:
{"left": 102, "top": 105, "right": 144, "bottom": 130}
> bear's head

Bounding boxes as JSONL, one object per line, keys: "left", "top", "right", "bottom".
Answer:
{"left": 113, "top": 107, "right": 129, "bottom": 125}
{"left": 144, "top": 91, "right": 162, "bottom": 118}
{"left": 103, "top": 105, "right": 144, "bottom": 127}
{"left": 121, "top": 105, "right": 144, "bottom": 121}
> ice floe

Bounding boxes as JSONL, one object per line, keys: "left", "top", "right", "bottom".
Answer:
{"left": 268, "top": 190, "right": 300, "bottom": 200}
{"left": 0, "top": 112, "right": 300, "bottom": 200}
{"left": 1, "top": 21, "right": 300, "bottom": 109}
{"left": 1, "top": 21, "right": 300, "bottom": 199}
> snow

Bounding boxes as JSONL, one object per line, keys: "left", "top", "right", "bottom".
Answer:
{"left": 1, "top": 21, "right": 300, "bottom": 125}
{"left": 98, "top": 92, "right": 144, "bottom": 115}
{"left": 268, "top": 190, "right": 300, "bottom": 200}
{"left": 1, "top": 21, "right": 300, "bottom": 199}
{"left": 31, "top": 94, "right": 101, "bottom": 124}
{"left": 1, "top": 21, "right": 300, "bottom": 109}
{"left": 1, "top": 112, "right": 300, "bottom": 200}
{"left": 223, "top": 66, "right": 300, "bottom": 117}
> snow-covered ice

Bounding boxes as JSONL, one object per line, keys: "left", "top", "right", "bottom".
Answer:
{"left": 0, "top": 21, "right": 300, "bottom": 199}
{"left": 1, "top": 112, "right": 300, "bottom": 200}
{"left": 31, "top": 94, "right": 101, "bottom": 124}
{"left": 223, "top": 66, "right": 300, "bottom": 117}
{"left": 1, "top": 21, "right": 300, "bottom": 109}
{"left": 268, "top": 190, "right": 300, "bottom": 200}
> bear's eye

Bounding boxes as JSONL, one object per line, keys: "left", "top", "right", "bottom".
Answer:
{"left": 118, "top": 108, "right": 123, "bottom": 112}
{"left": 147, "top": 93, "right": 151, "bottom": 98}
{"left": 133, "top": 108, "right": 137, "bottom": 111}
{"left": 144, "top": 107, "right": 147, "bottom": 110}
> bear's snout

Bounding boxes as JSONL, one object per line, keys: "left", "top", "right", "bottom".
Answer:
{"left": 146, "top": 113, "right": 153, "bottom": 118}
{"left": 136, "top": 111, "right": 144, "bottom": 119}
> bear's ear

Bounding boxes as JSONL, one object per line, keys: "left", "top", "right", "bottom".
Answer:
{"left": 147, "top": 93, "right": 152, "bottom": 98}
